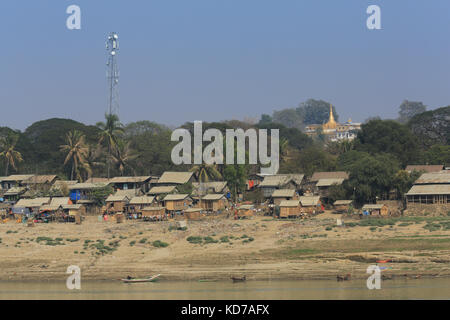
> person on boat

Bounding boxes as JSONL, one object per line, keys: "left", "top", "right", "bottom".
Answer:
{"left": 127, "top": 275, "right": 133, "bottom": 280}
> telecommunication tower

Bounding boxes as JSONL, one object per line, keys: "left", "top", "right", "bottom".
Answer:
{"left": 106, "top": 32, "right": 119, "bottom": 116}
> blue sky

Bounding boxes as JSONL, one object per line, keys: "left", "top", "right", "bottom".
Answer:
{"left": 1, "top": 0, "right": 449, "bottom": 130}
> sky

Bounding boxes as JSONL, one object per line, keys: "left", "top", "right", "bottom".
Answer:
{"left": 1, "top": 0, "right": 450, "bottom": 130}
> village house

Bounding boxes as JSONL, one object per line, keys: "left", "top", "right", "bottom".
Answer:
{"left": 127, "top": 196, "right": 157, "bottom": 216}
{"left": 405, "top": 171, "right": 450, "bottom": 216}
{"left": 105, "top": 193, "right": 132, "bottom": 214}
{"left": 333, "top": 200, "right": 353, "bottom": 213}
{"left": 163, "top": 194, "right": 192, "bottom": 213}
{"left": 315, "top": 178, "right": 346, "bottom": 203}
{"left": 306, "top": 171, "right": 349, "bottom": 194}
{"left": 200, "top": 194, "right": 228, "bottom": 213}
{"left": 184, "top": 207, "right": 204, "bottom": 220}
{"left": 156, "top": 171, "right": 195, "bottom": 186}
{"left": 0, "top": 175, "right": 35, "bottom": 191}
{"left": 236, "top": 204, "right": 255, "bottom": 219}
{"left": 271, "top": 189, "right": 298, "bottom": 206}
{"left": 69, "top": 182, "right": 110, "bottom": 203}
{"left": 361, "top": 204, "right": 389, "bottom": 216}
{"left": 3, "top": 186, "right": 27, "bottom": 203}
{"left": 258, "top": 174, "right": 304, "bottom": 198}
{"left": 141, "top": 206, "right": 166, "bottom": 221}
{"left": 13, "top": 197, "right": 51, "bottom": 216}
{"left": 279, "top": 200, "right": 301, "bottom": 218}
{"left": 109, "top": 176, "right": 155, "bottom": 193}
{"left": 191, "top": 181, "right": 229, "bottom": 197}
{"left": 299, "top": 196, "right": 323, "bottom": 215}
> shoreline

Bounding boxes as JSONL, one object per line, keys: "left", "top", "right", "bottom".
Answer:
{"left": 1, "top": 214, "right": 450, "bottom": 283}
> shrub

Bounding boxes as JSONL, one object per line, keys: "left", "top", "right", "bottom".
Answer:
{"left": 187, "top": 236, "right": 203, "bottom": 244}
{"left": 152, "top": 240, "right": 169, "bottom": 248}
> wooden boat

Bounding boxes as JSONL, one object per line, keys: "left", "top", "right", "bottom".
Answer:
{"left": 231, "top": 275, "right": 246, "bottom": 282}
{"left": 121, "top": 274, "right": 160, "bottom": 283}
{"left": 336, "top": 274, "right": 351, "bottom": 281}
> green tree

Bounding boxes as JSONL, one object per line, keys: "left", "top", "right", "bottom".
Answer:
{"left": 0, "top": 133, "right": 23, "bottom": 175}
{"left": 392, "top": 170, "right": 421, "bottom": 200}
{"left": 345, "top": 153, "right": 400, "bottom": 205}
{"left": 223, "top": 165, "right": 247, "bottom": 202}
{"left": 96, "top": 114, "right": 124, "bottom": 178}
{"left": 60, "top": 130, "right": 90, "bottom": 181}
{"left": 355, "top": 120, "right": 420, "bottom": 166}
{"left": 297, "top": 99, "right": 339, "bottom": 124}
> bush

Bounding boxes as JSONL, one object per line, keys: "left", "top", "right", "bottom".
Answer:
{"left": 187, "top": 236, "right": 203, "bottom": 244}
{"left": 152, "top": 240, "right": 169, "bottom": 248}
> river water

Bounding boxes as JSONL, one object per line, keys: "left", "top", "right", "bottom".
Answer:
{"left": 0, "top": 278, "right": 449, "bottom": 299}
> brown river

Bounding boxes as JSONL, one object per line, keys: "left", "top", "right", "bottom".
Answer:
{"left": 0, "top": 278, "right": 449, "bottom": 299}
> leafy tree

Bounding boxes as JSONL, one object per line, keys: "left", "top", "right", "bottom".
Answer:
{"left": 0, "top": 132, "right": 23, "bottom": 175}
{"left": 272, "top": 108, "right": 304, "bottom": 129}
{"left": 345, "top": 153, "right": 400, "bottom": 204}
{"left": 392, "top": 170, "right": 421, "bottom": 200}
{"left": 91, "top": 185, "right": 114, "bottom": 207}
{"left": 259, "top": 114, "right": 272, "bottom": 125}
{"left": 327, "top": 183, "right": 349, "bottom": 204}
{"left": 398, "top": 100, "right": 426, "bottom": 123}
{"left": 423, "top": 145, "right": 450, "bottom": 166}
{"left": 355, "top": 120, "right": 420, "bottom": 166}
{"left": 295, "top": 146, "right": 336, "bottom": 176}
{"left": 60, "top": 130, "right": 90, "bottom": 181}
{"left": 96, "top": 114, "right": 124, "bottom": 178}
{"left": 223, "top": 165, "right": 247, "bottom": 201}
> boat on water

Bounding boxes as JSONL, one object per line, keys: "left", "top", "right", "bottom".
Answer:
{"left": 231, "top": 275, "right": 246, "bottom": 283}
{"left": 121, "top": 274, "right": 161, "bottom": 283}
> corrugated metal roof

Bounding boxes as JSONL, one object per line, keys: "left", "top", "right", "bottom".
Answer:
{"left": 362, "top": 204, "right": 385, "bottom": 210}
{"left": 201, "top": 194, "right": 226, "bottom": 201}
{"left": 333, "top": 200, "right": 353, "bottom": 205}
{"left": 415, "top": 172, "right": 450, "bottom": 184}
{"left": 129, "top": 196, "right": 155, "bottom": 205}
{"left": 15, "top": 197, "right": 50, "bottom": 207}
{"left": 406, "top": 184, "right": 450, "bottom": 195}
{"left": 164, "top": 194, "right": 190, "bottom": 201}
{"left": 259, "top": 174, "right": 304, "bottom": 188}
{"left": 109, "top": 176, "right": 152, "bottom": 183}
{"left": 157, "top": 172, "right": 193, "bottom": 184}
{"left": 50, "top": 197, "right": 70, "bottom": 206}
{"left": 24, "top": 175, "right": 57, "bottom": 184}
{"left": 271, "top": 189, "right": 296, "bottom": 198}
{"left": 316, "top": 178, "right": 345, "bottom": 187}
{"left": 2, "top": 174, "right": 35, "bottom": 182}
{"left": 279, "top": 200, "right": 300, "bottom": 207}
{"left": 299, "top": 196, "right": 321, "bottom": 206}
{"left": 69, "top": 182, "right": 109, "bottom": 190}
{"left": 310, "top": 171, "right": 349, "bottom": 182}
{"left": 106, "top": 194, "right": 130, "bottom": 202}
{"left": 192, "top": 181, "right": 228, "bottom": 195}
{"left": 148, "top": 186, "right": 177, "bottom": 194}
{"left": 405, "top": 165, "right": 444, "bottom": 173}
{"left": 142, "top": 206, "right": 165, "bottom": 211}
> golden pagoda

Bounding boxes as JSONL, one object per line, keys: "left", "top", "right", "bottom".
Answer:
{"left": 322, "top": 104, "right": 337, "bottom": 130}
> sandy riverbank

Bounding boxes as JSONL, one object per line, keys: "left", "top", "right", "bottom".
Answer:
{"left": 1, "top": 213, "right": 450, "bottom": 281}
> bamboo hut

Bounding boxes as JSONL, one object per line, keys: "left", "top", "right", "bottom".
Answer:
{"left": 279, "top": 200, "right": 301, "bottom": 218}
{"left": 141, "top": 206, "right": 166, "bottom": 221}
{"left": 200, "top": 194, "right": 228, "bottom": 212}
{"left": 163, "top": 194, "right": 192, "bottom": 212}
{"left": 333, "top": 200, "right": 353, "bottom": 213}
{"left": 184, "top": 207, "right": 204, "bottom": 220}
{"left": 362, "top": 204, "right": 389, "bottom": 216}
{"left": 271, "top": 189, "right": 297, "bottom": 206}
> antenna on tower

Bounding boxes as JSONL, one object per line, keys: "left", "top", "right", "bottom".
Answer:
{"left": 106, "top": 32, "right": 119, "bottom": 116}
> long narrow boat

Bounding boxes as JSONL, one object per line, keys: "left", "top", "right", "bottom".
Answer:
{"left": 231, "top": 275, "right": 246, "bottom": 283}
{"left": 121, "top": 274, "right": 161, "bottom": 283}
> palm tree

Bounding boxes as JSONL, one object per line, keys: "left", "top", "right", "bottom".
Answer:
{"left": 0, "top": 133, "right": 23, "bottom": 175}
{"left": 60, "top": 130, "right": 90, "bottom": 181}
{"left": 111, "top": 140, "right": 137, "bottom": 176}
{"left": 84, "top": 144, "right": 104, "bottom": 180}
{"left": 96, "top": 113, "right": 124, "bottom": 178}
{"left": 190, "top": 164, "right": 222, "bottom": 182}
